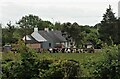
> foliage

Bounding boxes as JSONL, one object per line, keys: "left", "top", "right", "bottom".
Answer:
{"left": 84, "top": 45, "right": 120, "bottom": 79}
{"left": 2, "top": 21, "right": 18, "bottom": 45}
{"left": 17, "top": 14, "right": 53, "bottom": 36}
{"left": 61, "top": 60, "right": 80, "bottom": 79}
{"left": 2, "top": 58, "right": 81, "bottom": 79}
{"left": 2, "top": 43, "right": 81, "bottom": 79}
{"left": 17, "top": 14, "right": 42, "bottom": 29}
{"left": 3, "top": 45, "right": 120, "bottom": 78}
{"left": 62, "top": 22, "right": 84, "bottom": 47}
{"left": 98, "top": 5, "right": 119, "bottom": 45}
{"left": 54, "top": 22, "right": 63, "bottom": 30}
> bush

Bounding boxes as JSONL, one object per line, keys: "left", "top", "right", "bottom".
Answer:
{"left": 91, "top": 45, "right": 120, "bottom": 79}
{"left": 61, "top": 60, "right": 81, "bottom": 79}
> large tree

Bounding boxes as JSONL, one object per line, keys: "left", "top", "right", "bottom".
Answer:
{"left": 62, "top": 22, "right": 82, "bottom": 47}
{"left": 17, "top": 14, "right": 42, "bottom": 29}
{"left": 98, "top": 5, "right": 118, "bottom": 45}
{"left": 17, "top": 14, "right": 53, "bottom": 36}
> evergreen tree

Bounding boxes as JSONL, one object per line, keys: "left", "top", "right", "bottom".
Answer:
{"left": 99, "top": 5, "right": 118, "bottom": 45}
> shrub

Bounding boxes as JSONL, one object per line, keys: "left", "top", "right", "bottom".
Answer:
{"left": 91, "top": 45, "right": 120, "bottom": 79}
{"left": 61, "top": 60, "right": 81, "bottom": 79}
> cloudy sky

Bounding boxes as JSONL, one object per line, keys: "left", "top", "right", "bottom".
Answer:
{"left": 0, "top": 0, "right": 119, "bottom": 26}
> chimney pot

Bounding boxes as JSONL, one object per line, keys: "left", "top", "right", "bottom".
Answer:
{"left": 34, "top": 28, "right": 38, "bottom": 32}
{"left": 44, "top": 28, "right": 49, "bottom": 32}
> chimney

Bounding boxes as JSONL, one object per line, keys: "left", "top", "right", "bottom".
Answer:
{"left": 44, "top": 28, "right": 49, "bottom": 32}
{"left": 34, "top": 28, "right": 38, "bottom": 32}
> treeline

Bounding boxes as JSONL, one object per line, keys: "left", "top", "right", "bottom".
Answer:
{"left": 2, "top": 5, "right": 120, "bottom": 47}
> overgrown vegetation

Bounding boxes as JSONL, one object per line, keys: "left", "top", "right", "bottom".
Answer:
{"left": 83, "top": 45, "right": 120, "bottom": 79}
{"left": 2, "top": 44, "right": 120, "bottom": 78}
{"left": 92, "top": 45, "right": 120, "bottom": 79}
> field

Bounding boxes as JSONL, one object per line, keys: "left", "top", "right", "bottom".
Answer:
{"left": 2, "top": 52, "right": 104, "bottom": 62}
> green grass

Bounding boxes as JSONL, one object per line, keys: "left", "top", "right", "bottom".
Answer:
{"left": 1, "top": 52, "right": 20, "bottom": 61}
{"left": 37, "top": 53, "right": 104, "bottom": 63}
{"left": 2, "top": 52, "right": 104, "bottom": 62}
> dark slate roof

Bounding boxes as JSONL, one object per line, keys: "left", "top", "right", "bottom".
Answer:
{"left": 38, "top": 31, "right": 53, "bottom": 41}
{"left": 38, "top": 30, "right": 67, "bottom": 42}
{"left": 25, "top": 30, "right": 67, "bottom": 43}
{"left": 50, "top": 31, "right": 66, "bottom": 42}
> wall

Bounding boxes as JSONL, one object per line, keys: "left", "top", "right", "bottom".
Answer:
{"left": 27, "top": 43, "right": 41, "bottom": 49}
{"left": 41, "top": 41, "right": 54, "bottom": 49}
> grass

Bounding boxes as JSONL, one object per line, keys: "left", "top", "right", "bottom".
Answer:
{"left": 1, "top": 52, "right": 21, "bottom": 61}
{"left": 37, "top": 53, "right": 104, "bottom": 63}
{"left": 2, "top": 52, "right": 104, "bottom": 62}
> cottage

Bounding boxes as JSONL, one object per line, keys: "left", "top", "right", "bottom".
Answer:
{"left": 23, "top": 28, "right": 67, "bottom": 49}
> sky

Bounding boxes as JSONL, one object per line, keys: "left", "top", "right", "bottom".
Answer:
{"left": 0, "top": 0, "right": 119, "bottom": 27}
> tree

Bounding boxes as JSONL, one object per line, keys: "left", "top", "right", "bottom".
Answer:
{"left": 62, "top": 22, "right": 82, "bottom": 47}
{"left": 17, "top": 14, "right": 41, "bottom": 36}
{"left": 2, "top": 21, "right": 17, "bottom": 45}
{"left": 54, "top": 22, "right": 63, "bottom": 30}
{"left": 17, "top": 14, "right": 42, "bottom": 29}
{"left": 17, "top": 14, "right": 54, "bottom": 36}
{"left": 42, "top": 20, "right": 54, "bottom": 29}
{"left": 71, "top": 23, "right": 81, "bottom": 47}
{"left": 98, "top": 5, "right": 118, "bottom": 45}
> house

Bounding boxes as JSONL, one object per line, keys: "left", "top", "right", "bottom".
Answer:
{"left": 23, "top": 28, "right": 68, "bottom": 49}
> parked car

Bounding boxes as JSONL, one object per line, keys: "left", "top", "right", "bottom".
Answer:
{"left": 3, "top": 44, "right": 12, "bottom": 52}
